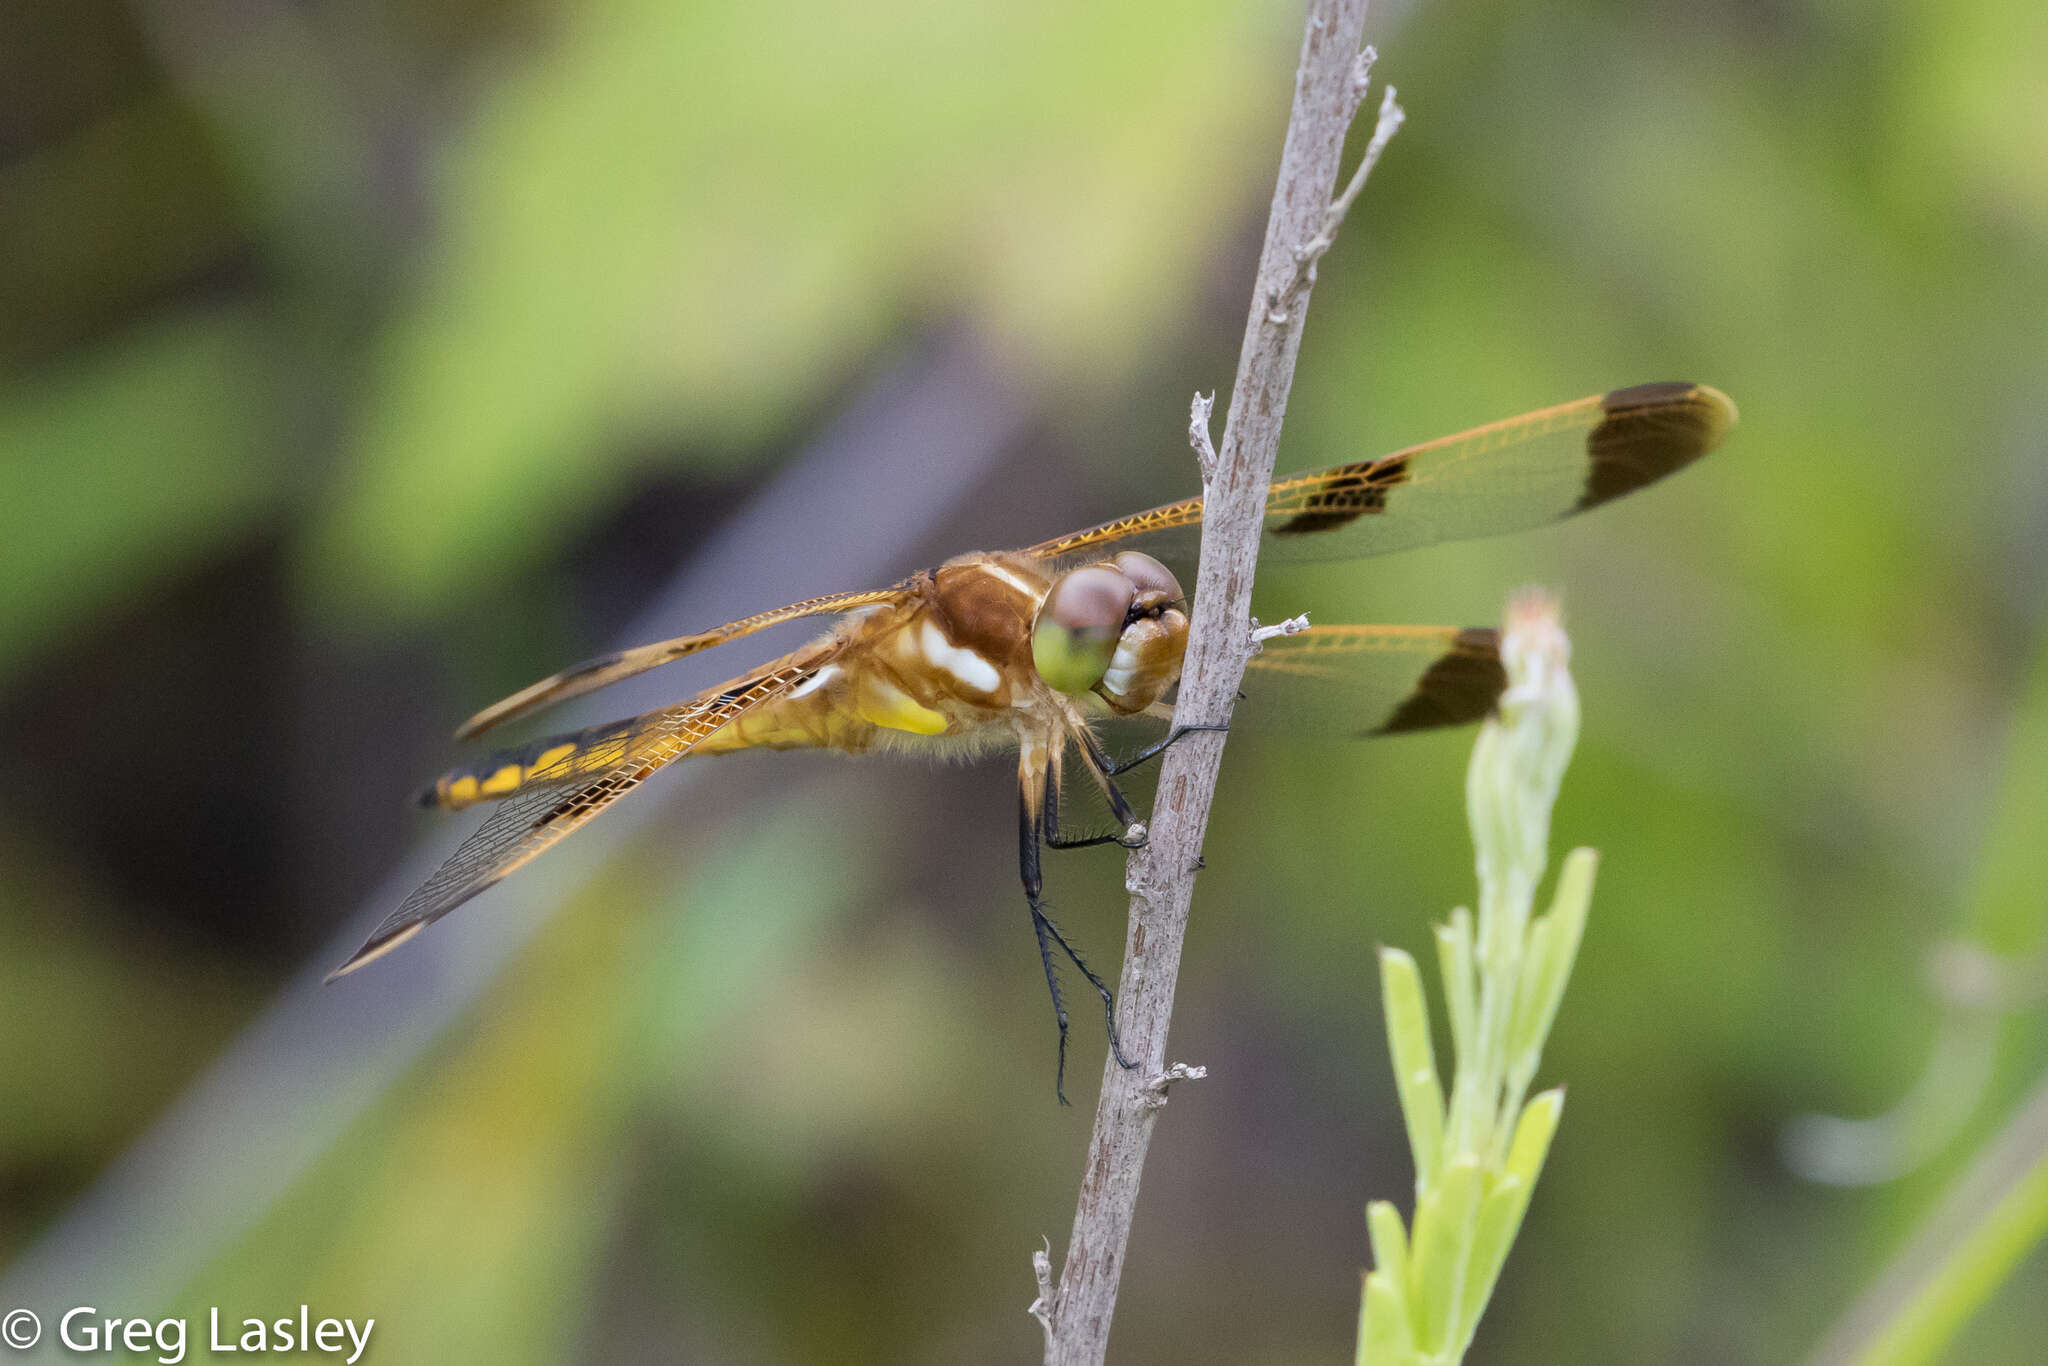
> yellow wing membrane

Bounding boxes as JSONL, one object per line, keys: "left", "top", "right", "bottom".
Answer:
{"left": 457, "top": 384, "right": 1728, "bottom": 738}
{"left": 1244, "top": 624, "right": 1506, "bottom": 736}
{"left": 1023, "top": 382, "right": 1734, "bottom": 565}
{"left": 455, "top": 585, "right": 909, "bottom": 740}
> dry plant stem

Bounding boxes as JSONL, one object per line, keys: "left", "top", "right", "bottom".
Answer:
{"left": 1251, "top": 614, "right": 1312, "bottom": 648}
{"left": 1029, "top": 1241, "right": 1057, "bottom": 1354}
{"left": 1272, "top": 82, "right": 1404, "bottom": 322}
{"left": 1043, "top": 3, "right": 1390, "bottom": 1361}
{"left": 1189, "top": 391, "right": 1219, "bottom": 483}
{"left": 1140, "top": 1062, "right": 1210, "bottom": 1112}
{"left": 1341, "top": 43, "right": 1378, "bottom": 123}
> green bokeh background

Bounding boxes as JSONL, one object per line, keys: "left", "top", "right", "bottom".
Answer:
{"left": 3, "top": 0, "right": 2046, "bottom": 1360}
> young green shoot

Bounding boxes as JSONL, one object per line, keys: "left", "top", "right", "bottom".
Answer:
{"left": 1358, "top": 589, "right": 1593, "bottom": 1366}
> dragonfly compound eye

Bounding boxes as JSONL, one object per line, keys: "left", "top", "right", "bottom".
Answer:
{"left": 1111, "top": 551, "right": 1183, "bottom": 607}
{"left": 1033, "top": 565, "right": 1137, "bottom": 694}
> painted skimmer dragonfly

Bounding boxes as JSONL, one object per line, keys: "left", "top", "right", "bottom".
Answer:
{"left": 330, "top": 381, "right": 1734, "bottom": 1096}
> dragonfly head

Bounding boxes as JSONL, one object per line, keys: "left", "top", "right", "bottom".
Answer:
{"left": 1032, "top": 552, "right": 1188, "bottom": 713}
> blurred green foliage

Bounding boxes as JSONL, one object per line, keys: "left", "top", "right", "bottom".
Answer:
{"left": 3, "top": 0, "right": 2047, "bottom": 1361}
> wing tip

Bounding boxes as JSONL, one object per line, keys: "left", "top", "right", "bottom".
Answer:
{"left": 324, "top": 920, "right": 426, "bottom": 982}
{"left": 453, "top": 695, "right": 525, "bottom": 743}
{"left": 1599, "top": 379, "right": 1738, "bottom": 423}
{"left": 452, "top": 699, "right": 512, "bottom": 743}
{"left": 453, "top": 650, "right": 633, "bottom": 742}
{"left": 1581, "top": 381, "right": 1737, "bottom": 511}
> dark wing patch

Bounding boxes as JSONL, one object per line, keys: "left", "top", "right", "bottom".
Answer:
{"left": 1367, "top": 627, "right": 1505, "bottom": 735}
{"left": 455, "top": 585, "right": 911, "bottom": 739}
{"left": 1269, "top": 454, "right": 1412, "bottom": 536}
{"left": 1242, "top": 624, "right": 1504, "bottom": 737}
{"left": 1013, "top": 384, "right": 1734, "bottom": 567}
{"left": 1581, "top": 382, "right": 1737, "bottom": 511}
{"left": 330, "top": 660, "right": 817, "bottom": 980}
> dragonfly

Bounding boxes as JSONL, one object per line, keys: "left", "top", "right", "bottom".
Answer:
{"left": 329, "top": 380, "right": 1735, "bottom": 1098}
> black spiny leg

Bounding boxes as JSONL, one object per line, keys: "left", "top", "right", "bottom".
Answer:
{"left": 1020, "top": 784, "right": 1133, "bottom": 1105}
{"left": 1042, "top": 767, "right": 1146, "bottom": 852}
{"left": 1105, "top": 721, "right": 1231, "bottom": 777}
{"left": 1070, "top": 727, "right": 1142, "bottom": 830}
{"left": 1031, "top": 777, "right": 1135, "bottom": 1068}
{"left": 1041, "top": 722, "right": 1232, "bottom": 854}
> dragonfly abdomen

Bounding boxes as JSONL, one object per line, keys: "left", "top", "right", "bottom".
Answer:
{"left": 419, "top": 714, "right": 660, "bottom": 811}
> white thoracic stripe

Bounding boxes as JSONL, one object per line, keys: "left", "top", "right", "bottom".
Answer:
{"left": 787, "top": 665, "right": 840, "bottom": 699}
{"left": 979, "top": 562, "right": 1041, "bottom": 599}
{"left": 920, "top": 621, "right": 1002, "bottom": 693}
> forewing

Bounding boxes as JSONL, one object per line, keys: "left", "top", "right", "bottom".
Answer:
{"left": 329, "top": 660, "right": 817, "bottom": 979}
{"left": 1243, "top": 624, "right": 1505, "bottom": 736}
{"left": 1020, "top": 383, "right": 1733, "bottom": 566}
{"left": 456, "top": 584, "right": 910, "bottom": 739}
{"left": 1017, "top": 485, "right": 1205, "bottom": 564}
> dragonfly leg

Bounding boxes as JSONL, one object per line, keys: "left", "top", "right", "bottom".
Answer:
{"left": 1070, "top": 726, "right": 1143, "bottom": 829}
{"left": 1019, "top": 785, "right": 1133, "bottom": 1104}
{"left": 1107, "top": 721, "right": 1231, "bottom": 777}
{"left": 1037, "top": 910, "right": 1133, "bottom": 1073}
{"left": 1042, "top": 766, "right": 1146, "bottom": 852}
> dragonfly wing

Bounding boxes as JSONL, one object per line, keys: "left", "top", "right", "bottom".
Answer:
{"left": 1018, "top": 488, "right": 1205, "bottom": 564}
{"left": 456, "top": 584, "right": 911, "bottom": 739}
{"left": 330, "top": 657, "right": 820, "bottom": 979}
{"left": 1257, "top": 382, "right": 1733, "bottom": 560}
{"left": 1242, "top": 624, "right": 1505, "bottom": 737}
{"left": 1020, "top": 382, "right": 1733, "bottom": 566}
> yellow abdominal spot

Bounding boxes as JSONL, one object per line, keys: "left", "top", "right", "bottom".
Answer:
{"left": 479, "top": 764, "right": 524, "bottom": 796}
{"left": 858, "top": 676, "right": 949, "bottom": 736}
{"left": 532, "top": 742, "right": 578, "bottom": 774}
{"left": 446, "top": 775, "right": 480, "bottom": 806}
